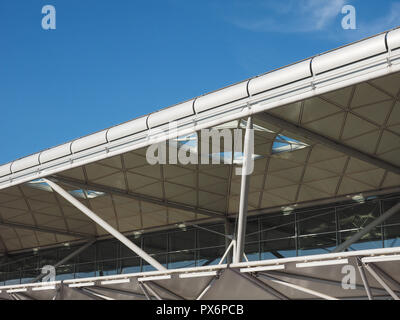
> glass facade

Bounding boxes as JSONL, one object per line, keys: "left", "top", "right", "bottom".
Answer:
{"left": 1, "top": 193, "right": 399, "bottom": 286}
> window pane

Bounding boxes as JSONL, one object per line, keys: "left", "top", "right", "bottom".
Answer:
{"left": 244, "top": 242, "right": 260, "bottom": 261}
{"left": 261, "top": 238, "right": 296, "bottom": 260}
{"left": 22, "top": 256, "right": 39, "bottom": 271}
{"left": 298, "top": 209, "right": 336, "bottom": 235}
{"left": 39, "top": 250, "right": 58, "bottom": 268}
{"left": 169, "top": 230, "right": 195, "bottom": 251}
{"left": 298, "top": 233, "right": 336, "bottom": 256}
{"left": 197, "top": 224, "right": 225, "bottom": 249}
{"left": 58, "top": 246, "right": 79, "bottom": 264}
{"left": 75, "top": 263, "right": 96, "bottom": 278}
{"left": 168, "top": 251, "right": 196, "bottom": 269}
{"left": 338, "top": 201, "right": 380, "bottom": 231}
{"left": 21, "top": 269, "right": 37, "bottom": 284}
{"left": 97, "top": 241, "right": 118, "bottom": 261}
{"left": 121, "top": 257, "right": 141, "bottom": 274}
{"left": 142, "top": 254, "right": 167, "bottom": 272}
{"left": 245, "top": 219, "right": 259, "bottom": 243}
{"left": 144, "top": 233, "right": 168, "bottom": 254}
{"left": 383, "top": 199, "right": 400, "bottom": 225}
{"left": 4, "top": 271, "right": 21, "bottom": 285}
{"left": 197, "top": 246, "right": 225, "bottom": 266}
{"left": 339, "top": 228, "right": 382, "bottom": 251}
{"left": 261, "top": 213, "right": 295, "bottom": 241}
{"left": 56, "top": 264, "right": 75, "bottom": 280}
{"left": 97, "top": 259, "right": 118, "bottom": 276}
{"left": 77, "top": 245, "right": 96, "bottom": 264}
{"left": 384, "top": 225, "right": 400, "bottom": 248}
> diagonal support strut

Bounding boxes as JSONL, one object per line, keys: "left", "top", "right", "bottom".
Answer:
{"left": 42, "top": 178, "right": 166, "bottom": 271}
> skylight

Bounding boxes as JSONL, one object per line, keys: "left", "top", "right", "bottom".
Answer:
{"left": 272, "top": 135, "right": 309, "bottom": 154}
{"left": 69, "top": 189, "right": 106, "bottom": 199}
{"left": 172, "top": 133, "right": 263, "bottom": 164}
{"left": 26, "top": 179, "right": 53, "bottom": 192}
{"left": 26, "top": 179, "right": 106, "bottom": 199}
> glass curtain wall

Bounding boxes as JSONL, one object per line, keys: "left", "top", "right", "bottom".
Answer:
{"left": 1, "top": 194, "right": 399, "bottom": 285}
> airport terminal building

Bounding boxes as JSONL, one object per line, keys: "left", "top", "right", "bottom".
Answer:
{"left": 0, "top": 28, "right": 400, "bottom": 300}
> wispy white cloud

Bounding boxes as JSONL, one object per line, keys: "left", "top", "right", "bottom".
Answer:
{"left": 230, "top": 0, "right": 346, "bottom": 33}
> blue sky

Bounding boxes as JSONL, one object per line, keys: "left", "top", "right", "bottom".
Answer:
{"left": 0, "top": 0, "right": 399, "bottom": 164}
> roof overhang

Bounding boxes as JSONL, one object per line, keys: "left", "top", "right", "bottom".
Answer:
{"left": 0, "top": 29, "right": 399, "bottom": 253}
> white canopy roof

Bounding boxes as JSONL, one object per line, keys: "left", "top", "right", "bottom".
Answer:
{"left": 0, "top": 28, "right": 399, "bottom": 254}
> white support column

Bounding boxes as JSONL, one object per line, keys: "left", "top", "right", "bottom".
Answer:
{"left": 234, "top": 117, "right": 253, "bottom": 263}
{"left": 224, "top": 219, "right": 233, "bottom": 264}
{"left": 356, "top": 258, "right": 373, "bottom": 300}
{"left": 42, "top": 178, "right": 166, "bottom": 272}
{"left": 139, "top": 282, "right": 152, "bottom": 300}
{"left": 364, "top": 263, "right": 400, "bottom": 300}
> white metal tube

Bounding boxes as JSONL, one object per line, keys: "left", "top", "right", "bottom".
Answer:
{"left": 42, "top": 178, "right": 166, "bottom": 271}
{"left": 142, "top": 282, "right": 162, "bottom": 300}
{"left": 364, "top": 264, "right": 400, "bottom": 300}
{"left": 232, "top": 239, "right": 237, "bottom": 263}
{"left": 232, "top": 269, "right": 288, "bottom": 300}
{"left": 356, "top": 260, "right": 373, "bottom": 300}
{"left": 196, "top": 276, "right": 218, "bottom": 300}
{"left": 257, "top": 273, "right": 338, "bottom": 300}
{"left": 139, "top": 282, "right": 152, "bottom": 300}
{"left": 218, "top": 240, "right": 235, "bottom": 265}
{"left": 235, "top": 117, "right": 253, "bottom": 263}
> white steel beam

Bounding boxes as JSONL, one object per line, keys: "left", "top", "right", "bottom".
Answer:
{"left": 142, "top": 282, "right": 162, "bottom": 300}
{"left": 356, "top": 258, "right": 373, "bottom": 300}
{"left": 81, "top": 287, "right": 114, "bottom": 300}
{"left": 218, "top": 240, "right": 235, "bottom": 265}
{"left": 267, "top": 270, "right": 388, "bottom": 294}
{"left": 138, "top": 282, "right": 152, "bottom": 300}
{"left": 234, "top": 116, "right": 253, "bottom": 263}
{"left": 42, "top": 178, "right": 166, "bottom": 272}
{"left": 257, "top": 273, "right": 338, "bottom": 300}
{"left": 363, "top": 263, "right": 400, "bottom": 300}
{"left": 196, "top": 276, "right": 218, "bottom": 300}
{"left": 70, "top": 287, "right": 104, "bottom": 300}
